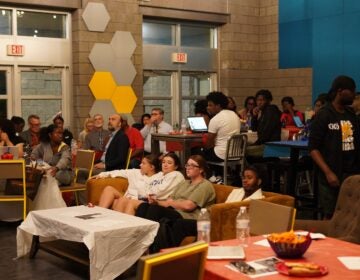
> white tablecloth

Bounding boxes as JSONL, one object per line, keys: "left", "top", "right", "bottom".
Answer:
{"left": 17, "top": 206, "right": 159, "bottom": 280}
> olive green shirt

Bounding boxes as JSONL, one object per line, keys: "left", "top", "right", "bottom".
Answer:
{"left": 171, "top": 179, "right": 215, "bottom": 219}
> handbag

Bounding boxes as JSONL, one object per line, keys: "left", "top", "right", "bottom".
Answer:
{"left": 5, "top": 166, "right": 44, "bottom": 200}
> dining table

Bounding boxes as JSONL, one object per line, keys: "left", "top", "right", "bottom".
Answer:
{"left": 204, "top": 235, "right": 360, "bottom": 280}
{"left": 151, "top": 132, "right": 204, "bottom": 165}
{"left": 263, "top": 140, "right": 309, "bottom": 196}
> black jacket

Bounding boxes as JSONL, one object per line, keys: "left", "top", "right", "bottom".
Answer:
{"left": 253, "top": 104, "right": 281, "bottom": 144}
{"left": 308, "top": 103, "right": 360, "bottom": 179}
{"left": 105, "top": 129, "right": 130, "bottom": 171}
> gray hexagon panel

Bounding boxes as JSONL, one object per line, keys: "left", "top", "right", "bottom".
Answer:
{"left": 82, "top": 2, "right": 110, "bottom": 32}
{"left": 111, "top": 58, "right": 137, "bottom": 85}
{"left": 110, "top": 31, "right": 136, "bottom": 58}
{"left": 89, "top": 43, "right": 116, "bottom": 71}
{"left": 120, "top": 113, "right": 135, "bottom": 126}
{"left": 89, "top": 100, "right": 117, "bottom": 123}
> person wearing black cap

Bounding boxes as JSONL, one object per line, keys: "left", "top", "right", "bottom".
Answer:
{"left": 309, "top": 75, "right": 360, "bottom": 219}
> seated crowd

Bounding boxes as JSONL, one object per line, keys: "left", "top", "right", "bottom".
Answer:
{"left": 1, "top": 74, "right": 359, "bottom": 253}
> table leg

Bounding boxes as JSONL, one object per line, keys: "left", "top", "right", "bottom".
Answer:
{"left": 288, "top": 148, "right": 300, "bottom": 196}
{"left": 29, "top": 235, "right": 40, "bottom": 258}
{"left": 151, "top": 137, "right": 160, "bottom": 156}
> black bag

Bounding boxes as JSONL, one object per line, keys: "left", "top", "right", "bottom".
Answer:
{"left": 5, "top": 166, "right": 44, "bottom": 200}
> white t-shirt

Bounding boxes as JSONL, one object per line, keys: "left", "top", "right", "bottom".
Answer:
{"left": 208, "top": 109, "right": 241, "bottom": 159}
{"left": 97, "top": 169, "right": 161, "bottom": 199}
{"left": 97, "top": 169, "right": 184, "bottom": 200}
{"left": 148, "top": 170, "right": 185, "bottom": 200}
{"left": 225, "top": 188, "right": 264, "bottom": 203}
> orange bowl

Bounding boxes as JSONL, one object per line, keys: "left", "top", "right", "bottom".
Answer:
{"left": 267, "top": 234, "right": 312, "bottom": 258}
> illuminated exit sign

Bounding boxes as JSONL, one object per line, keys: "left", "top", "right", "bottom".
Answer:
{"left": 7, "top": 44, "right": 25, "bottom": 56}
{"left": 172, "top": 52, "right": 187, "bottom": 63}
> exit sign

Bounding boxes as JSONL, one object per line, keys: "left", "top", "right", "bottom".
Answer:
{"left": 172, "top": 52, "right": 187, "bottom": 63}
{"left": 7, "top": 44, "right": 25, "bottom": 56}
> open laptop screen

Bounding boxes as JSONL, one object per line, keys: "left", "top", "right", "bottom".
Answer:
{"left": 293, "top": 116, "right": 304, "bottom": 128}
{"left": 187, "top": 116, "right": 207, "bottom": 133}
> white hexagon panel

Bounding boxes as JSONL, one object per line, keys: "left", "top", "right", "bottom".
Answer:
{"left": 89, "top": 43, "right": 116, "bottom": 71}
{"left": 89, "top": 100, "right": 117, "bottom": 124}
{"left": 82, "top": 2, "right": 110, "bottom": 32}
{"left": 110, "top": 31, "right": 136, "bottom": 58}
{"left": 121, "top": 113, "right": 135, "bottom": 126}
{"left": 111, "top": 58, "right": 136, "bottom": 85}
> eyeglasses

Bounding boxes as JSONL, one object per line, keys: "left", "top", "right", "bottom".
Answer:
{"left": 185, "top": 163, "right": 200, "bottom": 169}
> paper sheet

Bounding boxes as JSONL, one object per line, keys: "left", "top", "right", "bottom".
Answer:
{"left": 338, "top": 257, "right": 360, "bottom": 270}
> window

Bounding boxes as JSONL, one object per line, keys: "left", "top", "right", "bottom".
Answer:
{"left": 143, "top": 73, "right": 173, "bottom": 123}
{"left": 0, "top": 9, "right": 11, "bottom": 35}
{"left": 20, "top": 69, "right": 63, "bottom": 123}
{"left": 143, "top": 22, "right": 175, "bottom": 45}
{"left": 17, "top": 10, "right": 66, "bottom": 38}
{"left": 181, "top": 25, "right": 215, "bottom": 48}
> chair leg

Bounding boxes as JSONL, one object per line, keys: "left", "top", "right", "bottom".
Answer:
{"left": 223, "top": 165, "right": 228, "bottom": 185}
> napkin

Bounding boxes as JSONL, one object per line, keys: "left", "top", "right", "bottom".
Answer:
{"left": 338, "top": 257, "right": 360, "bottom": 270}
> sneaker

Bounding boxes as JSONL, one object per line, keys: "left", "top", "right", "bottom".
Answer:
{"left": 208, "top": 175, "right": 217, "bottom": 183}
{"left": 214, "top": 176, "right": 224, "bottom": 185}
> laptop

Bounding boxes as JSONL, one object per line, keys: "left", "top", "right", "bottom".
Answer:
{"left": 0, "top": 146, "right": 19, "bottom": 159}
{"left": 293, "top": 116, "right": 304, "bottom": 128}
{"left": 187, "top": 116, "right": 208, "bottom": 133}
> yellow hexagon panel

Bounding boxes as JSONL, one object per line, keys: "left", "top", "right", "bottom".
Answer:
{"left": 111, "top": 86, "right": 137, "bottom": 113}
{"left": 89, "top": 72, "right": 117, "bottom": 100}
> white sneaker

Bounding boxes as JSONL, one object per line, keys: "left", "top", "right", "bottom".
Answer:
{"left": 208, "top": 175, "right": 217, "bottom": 183}
{"left": 215, "top": 176, "right": 224, "bottom": 185}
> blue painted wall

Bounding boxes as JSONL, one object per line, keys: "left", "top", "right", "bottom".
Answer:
{"left": 279, "top": 0, "right": 360, "bottom": 101}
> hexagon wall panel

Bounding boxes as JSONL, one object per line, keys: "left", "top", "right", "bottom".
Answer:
{"left": 111, "top": 86, "right": 137, "bottom": 113}
{"left": 89, "top": 43, "right": 116, "bottom": 71}
{"left": 89, "top": 100, "right": 117, "bottom": 124}
{"left": 121, "top": 113, "right": 135, "bottom": 126}
{"left": 111, "top": 58, "right": 137, "bottom": 85}
{"left": 89, "top": 72, "right": 116, "bottom": 100}
{"left": 110, "top": 31, "right": 136, "bottom": 58}
{"left": 82, "top": 2, "right": 110, "bottom": 32}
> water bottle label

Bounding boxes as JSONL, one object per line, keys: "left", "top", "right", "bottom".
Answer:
{"left": 237, "top": 220, "right": 249, "bottom": 229}
{"left": 197, "top": 221, "right": 210, "bottom": 231}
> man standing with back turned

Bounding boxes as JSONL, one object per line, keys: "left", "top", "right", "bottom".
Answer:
{"left": 309, "top": 75, "right": 360, "bottom": 219}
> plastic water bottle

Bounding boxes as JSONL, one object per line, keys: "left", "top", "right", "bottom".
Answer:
{"left": 236, "top": 206, "right": 250, "bottom": 247}
{"left": 197, "top": 208, "right": 211, "bottom": 243}
{"left": 181, "top": 118, "right": 187, "bottom": 134}
{"left": 71, "top": 139, "right": 78, "bottom": 156}
{"left": 246, "top": 112, "right": 252, "bottom": 131}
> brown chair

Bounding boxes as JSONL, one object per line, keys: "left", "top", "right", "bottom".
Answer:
{"left": 136, "top": 241, "right": 208, "bottom": 280}
{"left": 249, "top": 199, "right": 295, "bottom": 235}
{"left": 60, "top": 149, "right": 95, "bottom": 205}
{"left": 0, "top": 159, "right": 27, "bottom": 220}
{"left": 295, "top": 175, "right": 360, "bottom": 244}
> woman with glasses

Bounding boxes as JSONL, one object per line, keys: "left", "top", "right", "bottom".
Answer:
{"left": 238, "top": 96, "right": 256, "bottom": 121}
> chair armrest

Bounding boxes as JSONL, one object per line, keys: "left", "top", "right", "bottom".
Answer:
{"left": 294, "top": 219, "right": 330, "bottom": 235}
{"left": 209, "top": 200, "right": 251, "bottom": 241}
{"left": 87, "top": 177, "right": 129, "bottom": 205}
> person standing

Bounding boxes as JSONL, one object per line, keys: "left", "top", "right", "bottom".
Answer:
{"left": 93, "top": 114, "right": 130, "bottom": 173}
{"left": 20, "top": 114, "right": 41, "bottom": 148}
{"left": 309, "top": 75, "right": 360, "bottom": 219}
{"left": 141, "top": 108, "right": 172, "bottom": 154}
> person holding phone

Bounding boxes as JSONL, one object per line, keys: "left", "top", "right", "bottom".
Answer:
{"left": 280, "top": 96, "right": 304, "bottom": 127}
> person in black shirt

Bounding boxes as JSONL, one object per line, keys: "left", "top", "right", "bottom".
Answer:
{"left": 53, "top": 115, "right": 73, "bottom": 147}
{"left": 309, "top": 75, "right": 360, "bottom": 219}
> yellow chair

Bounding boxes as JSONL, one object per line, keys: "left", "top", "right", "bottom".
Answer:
{"left": 0, "top": 159, "right": 27, "bottom": 220}
{"left": 136, "top": 241, "right": 208, "bottom": 280}
{"left": 125, "top": 148, "right": 132, "bottom": 169}
{"left": 60, "top": 149, "right": 95, "bottom": 205}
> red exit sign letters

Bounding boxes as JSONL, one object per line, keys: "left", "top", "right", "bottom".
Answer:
{"left": 7, "top": 44, "right": 25, "bottom": 56}
{"left": 172, "top": 52, "right": 187, "bottom": 63}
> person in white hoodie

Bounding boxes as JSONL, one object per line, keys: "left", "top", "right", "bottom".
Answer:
{"left": 97, "top": 152, "right": 184, "bottom": 213}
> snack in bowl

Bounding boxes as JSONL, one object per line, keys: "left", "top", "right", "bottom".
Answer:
{"left": 276, "top": 261, "right": 328, "bottom": 277}
{"left": 267, "top": 231, "right": 312, "bottom": 258}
